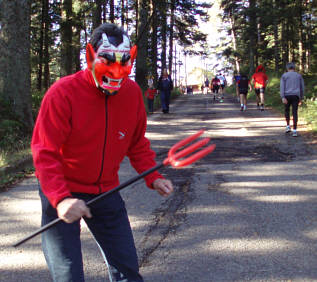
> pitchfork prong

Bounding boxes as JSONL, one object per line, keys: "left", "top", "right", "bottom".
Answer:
{"left": 169, "top": 138, "right": 210, "bottom": 160}
{"left": 170, "top": 144, "right": 216, "bottom": 167}
{"left": 169, "top": 129, "right": 205, "bottom": 151}
{"left": 163, "top": 129, "right": 216, "bottom": 168}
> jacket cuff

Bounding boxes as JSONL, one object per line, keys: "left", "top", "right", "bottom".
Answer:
{"left": 52, "top": 192, "right": 73, "bottom": 209}
{"left": 145, "top": 171, "right": 165, "bottom": 189}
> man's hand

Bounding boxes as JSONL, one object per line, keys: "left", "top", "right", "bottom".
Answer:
{"left": 57, "top": 198, "right": 92, "bottom": 223}
{"left": 282, "top": 98, "right": 288, "bottom": 104}
{"left": 153, "top": 178, "right": 173, "bottom": 197}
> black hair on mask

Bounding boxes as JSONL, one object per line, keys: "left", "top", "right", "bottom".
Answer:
{"left": 90, "top": 23, "right": 130, "bottom": 51}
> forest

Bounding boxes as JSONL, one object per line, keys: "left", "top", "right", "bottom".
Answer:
{"left": 0, "top": 0, "right": 316, "bottom": 168}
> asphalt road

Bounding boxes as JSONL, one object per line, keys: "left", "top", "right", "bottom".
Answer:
{"left": 1, "top": 92, "right": 317, "bottom": 282}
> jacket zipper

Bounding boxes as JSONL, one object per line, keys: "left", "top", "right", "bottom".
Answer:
{"left": 95, "top": 95, "right": 108, "bottom": 193}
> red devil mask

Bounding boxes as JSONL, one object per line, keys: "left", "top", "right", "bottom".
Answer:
{"left": 86, "top": 33, "right": 137, "bottom": 95}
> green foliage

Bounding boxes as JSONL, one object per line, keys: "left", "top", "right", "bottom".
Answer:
{"left": 220, "top": 0, "right": 317, "bottom": 75}
{"left": 0, "top": 167, "right": 34, "bottom": 192}
{"left": 0, "top": 119, "right": 28, "bottom": 151}
{"left": 31, "top": 89, "right": 45, "bottom": 117}
{"left": 300, "top": 99, "right": 317, "bottom": 132}
{"left": 299, "top": 74, "right": 317, "bottom": 132}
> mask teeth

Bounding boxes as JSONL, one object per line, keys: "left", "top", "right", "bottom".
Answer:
{"left": 101, "top": 76, "right": 122, "bottom": 90}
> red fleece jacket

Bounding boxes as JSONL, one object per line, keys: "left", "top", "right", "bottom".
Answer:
{"left": 31, "top": 69, "right": 163, "bottom": 208}
{"left": 251, "top": 65, "right": 268, "bottom": 89}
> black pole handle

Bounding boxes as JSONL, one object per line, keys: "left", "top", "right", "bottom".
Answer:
{"left": 13, "top": 162, "right": 164, "bottom": 248}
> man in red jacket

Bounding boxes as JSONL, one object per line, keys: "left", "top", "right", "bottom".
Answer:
{"left": 31, "top": 23, "right": 173, "bottom": 282}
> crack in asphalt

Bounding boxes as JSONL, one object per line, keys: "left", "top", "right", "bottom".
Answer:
{"left": 139, "top": 179, "right": 194, "bottom": 267}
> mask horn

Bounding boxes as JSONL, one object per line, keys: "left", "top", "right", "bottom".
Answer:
{"left": 130, "top": 45, "right": 137, "bottom": 63}
{"left": 86, "top": 43, "right": 95, "bottom": 70}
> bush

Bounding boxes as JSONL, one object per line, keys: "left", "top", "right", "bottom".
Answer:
{"left": 300, "top": 98, "right": 317, "bottom": 132}
{"left": 0, "top": 119, "right": 27, "bottom": 151}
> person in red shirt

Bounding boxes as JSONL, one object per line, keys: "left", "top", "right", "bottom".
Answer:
{"left": 144, "top": 80, "right": 157, "bottom": 114}
{"left": 251, "top": 65, "right": 269, "bottom": 111}
{"left": 31, "top": 23, "right": 173, "bottom": 282}
{"left": 210, "top": 76, "right": 220, "bottom": 101}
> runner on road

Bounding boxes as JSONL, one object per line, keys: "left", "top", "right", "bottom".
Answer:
{"left": 204, "top": 77, "right": 210, "bottom": 95}
{"left": 217, "top": 73, "right": 227, "bottom": 102}
{"left": 211, "top": 76, "right": 220, "bottom": 101}
{"left": 237, "top": 74, "right": 252, "bottom": 111}
{"left": 280, "top": 62, "right": 305, "bottom": 137}
{"left": 251, "top": 65, "right": 269, "bottom": 111}
{"left": 157, "top": 68, "right": 174, "bottom": 113}
{"left": 31, "top": 23, "right": 173, "bottom": 282}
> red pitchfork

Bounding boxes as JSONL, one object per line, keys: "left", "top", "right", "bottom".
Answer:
{"left": 13, "top": 129, "right": 215, "bottom": 247}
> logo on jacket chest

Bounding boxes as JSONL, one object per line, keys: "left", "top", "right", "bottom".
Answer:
{"left": 118, "top": 131, "right": 126, "bottom": 140}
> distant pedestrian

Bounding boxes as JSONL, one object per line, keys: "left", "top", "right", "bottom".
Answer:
{"left": 204, "top": 78, "right": 210, "bottom": 94}
{"left": 157, "top": 68, "right": 173, "bottom": 114}
{"left": 217, "top": 73, "right": 227, "bottom": 102}
{"left": 237, "top": 74, "right": 252, "bottom": 111}
{"left": 186, "top": 85, "right": 193, "bottom": 95}
{"left": 144, "top": 86, "right": 157, "bottom": 114}
{"left": 211, "top": 76, "right": 220, "bottom": 101}
{"left": 251, "top": 65, "right": 269, "bottom": 111}
{"left": 280, "top": 62, "right": 305, "bottom": 137}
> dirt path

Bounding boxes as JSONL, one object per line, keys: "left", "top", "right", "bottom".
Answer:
{"left": 1, "top": 92, "right": 317, "bottom": 281}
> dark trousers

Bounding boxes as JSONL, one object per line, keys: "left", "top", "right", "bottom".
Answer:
{"left": 147, "top": 98, "right": 154, "bottom": 113}
{"left": 160, "top": 90, "right": 170, "bottom": 113}
{"left": 39, "top": 187, "right": 143, "bottom": 282}
{"left": 284, "top": 95, "right": 299, "bottom": 129}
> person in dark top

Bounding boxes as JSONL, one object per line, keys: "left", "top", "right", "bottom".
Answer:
{"left": 237, "top": 74, "right": 252, "bottom": 111}
{"left": 204, "top": 78, "right": 210, "bottom": 94}
{"left": 157, "top": 68, "right": 173, "bottom": 113}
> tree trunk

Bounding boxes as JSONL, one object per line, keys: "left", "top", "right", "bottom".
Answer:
{"left": 37, "top": 0, "right": 45, "bottom": 91}
{"left": 248, "top": 0, "right": 256, "bottom": 75}
{"left": 150, "top": 0, "right": 158, "bottom": 85}
{"left": 43, "top": 0, "right": 50, "bottom": 89}
{"left": 159, "top": 0, "right": 167, "bottom": 72}
{"left": 168, "top": 0, "right": 175, "bottom": 74}
{"left": 297, "top": 0, "right": 304, "bottom": 71}
{"left": 102, "top": 2, "right": 107, "bottom": 23}
{"left": 125, "top": 0, "right": 129, "bottom": 30}
{"left": 73, "top": 22, "right": 81, "bottom": 72}
{"left": 92, "top": 0, "right": 102, "bottom": 30}
{"left": 121, "top": 0, "right": 125, "bottom": 27}
{"left": 109, "top": 0, "right": 115, "bottom": 23}
{"left": 135, "top": 0, "right": 149, "bottom": 92}
{"left": 60, "top": 0, "right": 73, "bottom": 76}
{"left": 0, "top": 0, "right": 33, "bottom": 131}
{"left": 273, "top": 0, "right": 279, "bottom": 73}
{"left": 230, "top": 12, "right": 240, "bottom": 73}
{"left": 280, "top": 0, "right": 288, "bottom": 69}
{"left": 135, "top": 0, "right": 139, "bottom": 39}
